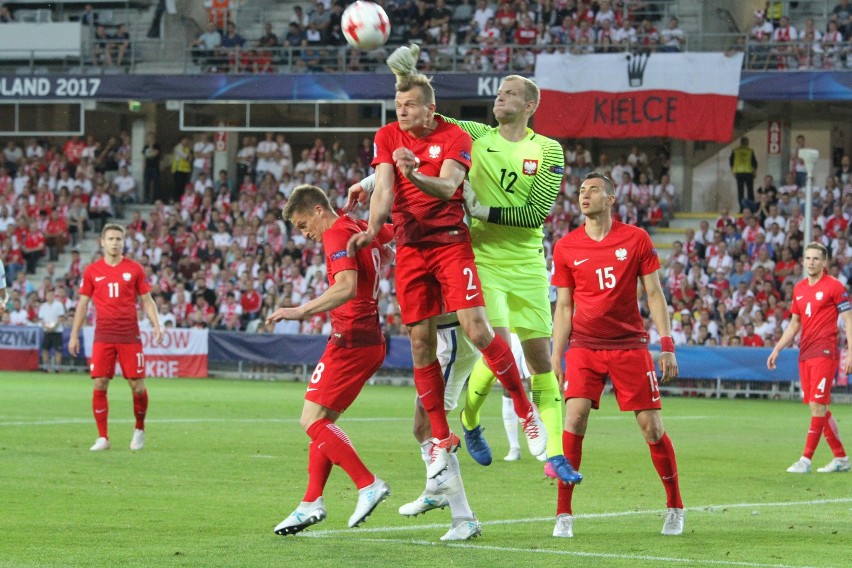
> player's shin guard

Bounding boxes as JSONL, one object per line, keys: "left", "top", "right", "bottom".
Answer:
{"left": 437, "top": 453, "right": 474, "bottom": 519}
{"left": 479, "top": 335, "right": 530, "bottom": 418}
{"left": 414, "top": 361, "right": 450, "bottom": 440}
{"left": 133, "top": 390, "right": 148, "bottom": 430}
{"left": 304, "top": 440, "right": 333, "bottom": 502}
{"left": 803, "top": 415, "right": 828, "bottom": 459}
{"left": 531, "top": 371, "right": 563, "bottom": 459}
{"left": 307, "top": 418, "right": 374, "bottom": 490}
{"left": 461, "top": 358, "right": 496, "bottom": 431}
{"left": 557, "top": 431, "right": 583, "bottom": 515}
{"left": 823, "top": 411, "right": 847, "bottom": 458}
{"left": 648, "top": 433, "right": 683, "bottom": 509}
{"left": 92, "top": 389, "right": 108, "bottom": 438}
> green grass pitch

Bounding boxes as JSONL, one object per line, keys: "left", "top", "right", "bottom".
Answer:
{"left": 0, "top": 373, "right": 849, "bottom": 568}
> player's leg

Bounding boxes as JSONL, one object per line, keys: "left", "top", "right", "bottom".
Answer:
{"left": 789, "top": 359, "right": 832, "bottom": 473}
{"left": 818, "top": 409, "right": 850, "bottom": 472}
{"left": 607, "top": 348, "right": 684, "bottom": 534}
{"left": 460, "top": 356, "right": 496, "bottom": 464}
{"left": 118, "top": 343, "right": 148, "bottom": 451}
{"left": 555, "top": 396, "right": 593, "bottom": 538}
{"left": 89, "top": 342, "right": 116, "bottom": 451}
{"left": 522, "top": 335, "right": 568, "bottom": 462}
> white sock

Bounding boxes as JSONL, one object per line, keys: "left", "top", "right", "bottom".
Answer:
{"left": 420, "top": 440, "right": 439, "bottom": 493}
{"left": 436, "top": 453, "right": 474, "bottom": 519}
{"left": 502, "top": 396, "right": 520, "bottom": 452}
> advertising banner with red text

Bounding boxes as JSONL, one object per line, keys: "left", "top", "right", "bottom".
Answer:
{"left": 82, "top": 327, "right": 208, "bottom": 378}
{"left": 534, "top": 52, "right": 744, "bottom": 142}
{"left": 0, "top": 325, "right": 42, "bottom": 371}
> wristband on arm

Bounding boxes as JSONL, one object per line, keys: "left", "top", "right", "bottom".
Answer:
{"left": 660, "top": 336, "right": 675, "bottom": 353}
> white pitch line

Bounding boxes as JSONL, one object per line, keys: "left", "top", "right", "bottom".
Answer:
{"left": 302, "top": 497, "right": 852, "bottom": 537}
{"left": 352, "top": 538, "right": 823, "bottom": 568}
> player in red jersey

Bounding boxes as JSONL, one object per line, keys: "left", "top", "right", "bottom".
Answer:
{"left": 269, "top": 185, "right": 395, "bottom": 536}
{"left": 551, "top": 172, "right": 684, "bottom": 537}
{"left": 346, "top": 71, "right": 547, "bottom": 480}
{"left": 68, "top": 224, "right": 163, "bottom": 452}
{"left": 768, "top": 242, "right": 852, "bottom": 474}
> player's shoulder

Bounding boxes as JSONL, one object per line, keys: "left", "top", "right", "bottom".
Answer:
{"left": 531, "top": 130, "right": 563, "bottom": 153}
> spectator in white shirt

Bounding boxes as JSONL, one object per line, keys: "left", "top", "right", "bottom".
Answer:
{"left": 38, "top": 289, "right": 66, "bottom": 373}
{"left": 191, "top": 133, "right": 214, "bottom": 182}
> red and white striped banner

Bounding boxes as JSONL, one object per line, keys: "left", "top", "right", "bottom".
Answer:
{"left": 83, "top": 327, "right": 209, "bottom": 378}
{"left": 534, "top": 52, "right": 744, "bottom": 142}
{"left": 0, "top": 326, "right": 41, "bottom": 371}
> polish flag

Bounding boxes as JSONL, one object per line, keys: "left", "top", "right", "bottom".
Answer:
{"left": 534, "top": 52, "right": 744, "bottom": 143}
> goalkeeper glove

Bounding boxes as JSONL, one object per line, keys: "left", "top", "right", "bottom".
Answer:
{"left": 463, "top": 180, "right": 490, "bottom": 221}
{"left": 387, "top": 43, "right": 420, "bottom": 78}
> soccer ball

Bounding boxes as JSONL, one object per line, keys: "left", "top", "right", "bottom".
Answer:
{"left": 341, "top": 1, "right": 390, "bottom": 50}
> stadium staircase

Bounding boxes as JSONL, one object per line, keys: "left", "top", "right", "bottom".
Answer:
{"left": 650, "top": 211, "right": 716, "bottom": 260}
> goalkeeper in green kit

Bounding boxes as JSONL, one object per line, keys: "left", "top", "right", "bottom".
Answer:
{"left": 381, "top": 44, "right": 579, "bottom": 484}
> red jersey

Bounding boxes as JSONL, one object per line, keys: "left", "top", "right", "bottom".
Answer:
{"left": 323, "top": 216, "right": 393, "bottom": 348}
{"left": 79, "top": 258, "right": 150, "bottom": 343}
{"left": 552, "top": 220, "right": 660, "bottom": 349}
{"left": 791, "top": 273, "right": 851, "bottom": 361}
{"left": 372, "top": 117, "right": 471, "bottom": 247}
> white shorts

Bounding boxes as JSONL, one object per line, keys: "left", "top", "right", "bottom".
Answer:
{"left": 435, "top": 319, "right": 529, "bottom": 411}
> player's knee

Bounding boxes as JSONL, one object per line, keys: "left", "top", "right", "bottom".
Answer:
{"left": 642, "top": 424, "right": 665, "bottom": 443}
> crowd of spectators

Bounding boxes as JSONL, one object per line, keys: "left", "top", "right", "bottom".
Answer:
{"left": 3, "top": 128, "right": 851, "bottom": 366}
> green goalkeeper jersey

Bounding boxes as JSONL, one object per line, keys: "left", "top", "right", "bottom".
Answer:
{"left": 439, "top": 115, "right": 564, "bottom": 265}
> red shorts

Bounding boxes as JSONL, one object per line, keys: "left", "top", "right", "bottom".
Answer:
{"left": 395, "top": 242, "right": 485, "bottom": 325}
{"left": 799, "top": 357, "right": 837, "bottom": 405}
{"left": 90, "top": 342, "right": 145, "bottom": 380}
{"left": 564, "top": 347, "right": 661, "bottom": 411}
{"left": 305, "top": 342, "right": 386, "bottom": 412}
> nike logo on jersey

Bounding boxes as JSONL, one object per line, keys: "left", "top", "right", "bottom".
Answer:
{"left": 307, "top": 388, "right": 319, "bottom": 392}
{"left": 574, "top": 259, "right": 589, "bottom": 266}
{"left": 652, "top": 395, "right": 661, "bottom": 402}
{"left": 95, "top": 276, "right": 106, "bottom": 282}
{"left": 796, "top": 296, "right": 803, "bottom": 300}
{"left": 465, "top": 293, "right": 480, "bottom": 301}
{"left": 486, "top": 148, "right": 500, "bottom": 152}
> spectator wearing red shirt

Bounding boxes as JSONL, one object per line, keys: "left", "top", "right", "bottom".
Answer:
{"left": 22, "top": 221, "right": 45, "bottom": 274}
{"left": 514, "top": 16, "right": 538, "bottom": 45}
{"left": 45, "top": 210, "right": 68, "bottom": 261}
{"left": 63, "top": 136, "right": 86, "bottom": 166}
{"left": 825, "top": 204, "right": 849, "bottom": 239}
{"left": 742, "top": 322, "right": 765, "bottom": 346}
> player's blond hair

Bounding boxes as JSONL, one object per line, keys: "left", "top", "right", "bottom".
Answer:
{"left": 805, "top": 241, "right": 828, "bottom": 260}
{"left": 503, "top": 75, "right": 540, "bottom": 113}
{"left": 282, "top": 184, "right": 333, "bottom": 221}
{"left": 101, "top": 223, "right": 126, "bottom": 238}
{"left": 396, "top": 73, "right": 435, "bottom": 105}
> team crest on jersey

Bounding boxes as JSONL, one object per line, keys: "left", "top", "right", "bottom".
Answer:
{"left": 428, "top": 145, "right": 441, "bottom": 159}
{"left": 522, "top": 159, "right": 539, "bottom": 175}
{"left": 122, "top": 272, "right": 132, "bottom": 281}
{"left": 816, "top": 291, "right": 824, "bottom": 301}
{"left": 615, "top": 248, "right": 628, "bottom": 261}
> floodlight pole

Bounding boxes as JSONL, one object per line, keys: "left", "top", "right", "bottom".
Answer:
{"left": 798, "top": 148, "right": 819, "bottom": 246}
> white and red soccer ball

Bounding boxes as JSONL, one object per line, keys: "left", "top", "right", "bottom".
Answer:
{"left": 341, "top": 1, "right": 391, "bottom": 50}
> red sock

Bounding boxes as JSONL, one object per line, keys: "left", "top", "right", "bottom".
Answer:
{"left": 803, "top": 415, "right": 827, "bottom": 459}
{"left": 413, "top": 361, "right": 449, "bottom": 440}
{"left": 480, "top": 335, "right": 531, "bottom": 418}
{"left": 133, "top": 390, "right": 148, "bottom": 430}
{"left": 823, "top": 412, "right": 847, "bottom": 458}
{"left": 648, "top": 433, "right": 683, "bottom": 509}
{"left": 557, "top": 431, "right": 584, "bottom": 516}
{"left": 307, "top": 418, "right": 374, "bottom": 490}
{"left": 303, "top": 441, "right": 333, "bottom": 502}
{"left": 92, "top": 389, "right": 108, "bottom": 438}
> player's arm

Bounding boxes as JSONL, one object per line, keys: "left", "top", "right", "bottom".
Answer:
{"left": 840, "top": 309, "right": 852, "bottom": 374}
{"left": 140, "top": 292, "right": 163, "bottom": 346}
{"left": 67, "top": 294, "right": 91, "bottom": 356}
{"left": 767, "top": 314, "right": 801, "bottom": 370}
{"left": 267, "top": 269, "right": 356, "bottom": 323}
{"left": 435, "top": 114, "right": 491, "bottom": 141}
{"left": 465, "top": 138, "right": 563, "bottom": 227}
{"left": 550, "top": 285, "right": 574, "bottom": 389}
{"left": 347, "top": 164, "right": 394, "bottom": 255}
{"left": 344, "top": 172, "right": 375, "bottom": 212}
{"left": 394, "top": 148, "right": 466, "bottom": 201}
{"left": 640, "top": 270, "right": 679, "bottom": 383}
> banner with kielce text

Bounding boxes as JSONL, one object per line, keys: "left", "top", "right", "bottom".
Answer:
{"left": 534, "top": 52, "right": 744, "bottom": 143}
{"left": 82, "top": 327, "right": 208, "bottom": 378}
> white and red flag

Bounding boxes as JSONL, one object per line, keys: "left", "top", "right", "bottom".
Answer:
{"left": 83, "top": 327, "right": 209, "bottom": 378}
{"left": 534, "top": 52, "right": 744, "bottom": 142}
